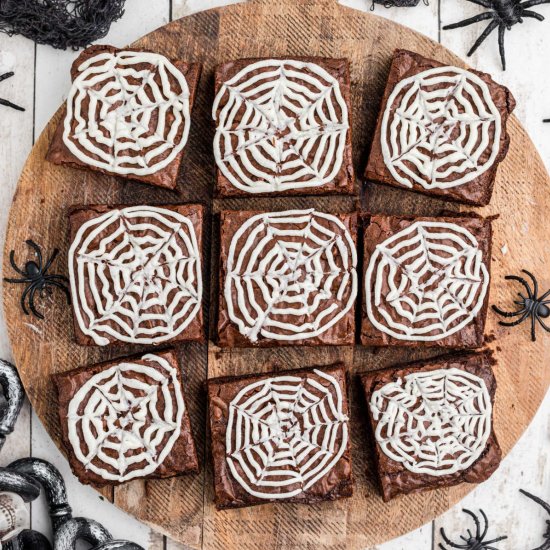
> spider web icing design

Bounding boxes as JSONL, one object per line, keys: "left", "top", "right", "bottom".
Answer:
{"left": 370, "top": 368, "right": 492, "bottom": 476}
{"left": 226, "top": 369, "right": 349, "bottom": 499}
{"left": 365, "top": 221, "right": 489, "bottom": 342}
{"left": 63, "top": 50, "right": 191, "bottom": 177}
{"left": 69, "top": 205, "right": 202, "bottom": 346}
{"left": 213, "top": 59, "right": 349, "bottom": 193}
{"left": 224, "top": 209, "right": 357, "bottom": 342}
{"left": 67, "top": 354, "right": 185, "bottom": 482}
{"left": 381, "top": 66, "right": 501, "bottom": 190}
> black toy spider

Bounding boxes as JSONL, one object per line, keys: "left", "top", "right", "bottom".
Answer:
{"left": 4, "top": 240, "right": 71, "bottom": 320}
{"left": 492, "top": 269, "right": 550, "bottom": 341}
{"left": 370, "top": 0, "right": 428, "bottom": 10}
{"left": 443, "top": 0, "right": 550, "bottom": 71}
{"left": 521, "top": 489, "right": 550, "bottom": 550}
{"left": 439, "top": 509, "right": 507, "bottom": 550}
{"left": 0, "top": 71, "right": 24, "bottom": 111}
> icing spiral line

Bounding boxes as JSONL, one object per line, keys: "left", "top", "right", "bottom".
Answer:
{"left": 365, "top": 221, "right": 489, "bottom": 342}
{"left": 213, "top": 59, "right": 349, "bottom": 193}
{"left": 381, "top": 66, "right": 501, "bottom": 190}
{"left": 69, "top": 205, "right": 202, "bottom": 346}
{"left": 224, "top": 209, "right": 357, "bottom": 343}
{"left": 226, "top": 368, "right": 349, "bottom": 499}
{"left": 67, "top": 354, "right": 185, "bottom": 482}
{"left": 63, "top": 50, "right": 191, "bottom": 177}
{"left": 370, "top": 367, "right": 492, "bottom": 476}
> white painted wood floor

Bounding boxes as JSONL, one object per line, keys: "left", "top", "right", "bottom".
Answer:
{"left": 0, "top": 1, "right": 549, "bottom": 548}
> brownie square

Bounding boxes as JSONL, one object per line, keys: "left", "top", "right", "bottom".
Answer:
{"left": 217, "top": 208, "right": 358, "bottom": 347}
{"left": 47, "top": 45, "right": 201, "bottom": 189}
{"left": 68, "top": 203, "right": 204, "bottom": 346}
{"left": 365, "top": 49, "right": 515, "bottom": 206}
{"left": 360, "top": 351, "right": 501, "bottom": 501}
{"left": 55, "top": 349, "right": 199, "bottom": 486}
{"left": 207, "top": 363, "right": 353, "bottom": 509}
{"left": 213, "top": 57, "right": 355, "bottom": 197}
{"left": 361, "top": 213, "right": 492, "bottom": 349}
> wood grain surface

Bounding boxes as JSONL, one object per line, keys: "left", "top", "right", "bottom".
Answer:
{"left": 3, "top": 0, "right": 550, "bottom": 547}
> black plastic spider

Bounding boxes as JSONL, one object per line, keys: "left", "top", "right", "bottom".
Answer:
{"left": 492, "top": 270, "right": 550, "bottom": 341}
{"left": 520, "top": 489, "right": 550, "bottom": 550}
{"left": 443, "top": 0, "right": 550, "bottom": 71}
{"left": 439, "top": 509, "right": 507, "bottom": 550}
{"left": 370, "top": 0, "right": 428, "bottom": 10}
{"left": 0, "top": 71, "right": 24, "bottom": 111}
{"left": 4, "top": 240, "right": 71, "bottom": 320}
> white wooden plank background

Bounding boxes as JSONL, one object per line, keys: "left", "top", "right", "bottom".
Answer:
{"left": 0, "top": 1, "right": 549, "bottom": 548}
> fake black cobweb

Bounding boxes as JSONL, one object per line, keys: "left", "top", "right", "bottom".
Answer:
{"left": 0, "top": 0, "right": 126, "bottom": 50}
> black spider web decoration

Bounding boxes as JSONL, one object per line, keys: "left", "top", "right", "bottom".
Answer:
{"left": 0, "top": 0, "right": 126, "bottom": 51}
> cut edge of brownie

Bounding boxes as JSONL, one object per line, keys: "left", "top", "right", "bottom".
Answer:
{"left": 364, "top": 48, "right": 516, "bottom": 207}
{"left": 206, "top": 362, "right": 353, "bottom": 510}
{"left": 213, "top": 56, "right": 356, "bottom": 198}
{"left": 68, "top": 202, "right": 206, "bottom": 347}
{"left": 360, "top": 212, "right": 493, "bottom": 349}
{"left": 54, "top": 348, "right": 200, "bottom": 487}
{"left": 216, "top": 208, "right": 358, "bottom": 348}
{"left": 46, "top": 44, "right": 202, "bottom": 190}
{"left": 359, "top": 350, "right": 501, "bottom": 502}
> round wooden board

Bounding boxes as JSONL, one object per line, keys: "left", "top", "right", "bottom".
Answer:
{"left": 3, "top": 0, "right": 550, "bottom": 547}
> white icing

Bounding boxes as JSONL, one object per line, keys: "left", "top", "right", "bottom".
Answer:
{"left": 224, "top": 209, "right": 357, "bottom": 342}
{"left": 68, "top": 205, "right": 202, "bottom": 346}
{"left": 63, "top": 50, "right": 191, "bottom": 177}
{"left": 365, "top": 221, "right": 489, "bottom": 342}
{"left": 212, "top": 59, "right": 349, "bottom": 193}
{"left": 370, "top": 367, "right": 492, "bottom": 476}
{"left": 380, "top": 66, "right": 501, "bottom": 190}
{"left": 67, "top": 353, "right": 185, "bottom": 482}
{"left": 226, "top": 368, "right": 349, "bottom": 499}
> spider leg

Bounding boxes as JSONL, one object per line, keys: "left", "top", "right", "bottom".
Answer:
{"left": 522, "top": 270, "right": 539, "bottom": 299}
{"left": 20, "top": 284, "right": 33, "bottom": 316}
{"left": 467, "top": 20, "right": 500, "bottom": 57}
{"left": 539, "top": 288, "right": 550, "bottom": 301}
{"left": 3, "top": 278, "right": 32, "bottom": 284}
{"left": 45, "top": 274, "right": 70, "bottom": 283}
{"left": 47, "top": 280, "right": 72, "bottom": 306}
{"left": 478, "top": 509, "right": 489, "bottom": 541}
{"left": 498, "top": 24, "right": 506, "bottom": 70}
{"left": 522, "top": 9, "right": 546, "bottom": 20}
{"left": 9, "top": 250, "right": 27, "bottom": 276}
{"left": 466, "top": 0, "right": 493, "bottom": 6}
{"left": 505, "top": 274, "right": 533, "bottom": 299}
{"left": 531, "top": 312, "right": 537, "bottom": 341}
{"left": 439, "top": 528, "right": 468, "bottom": 549}
{"left": 0, "top": 71, "right": 14, "bottom": 83}
{"left": 27, "top": 286, "right": 44, "bottom": 320}
{"left": 497, "top": 310, "right": 530, "bottom": 327}
{"left": 26, "top": 240, "right": 43, "bottom": 271}
{"left": 42, "top": 248, "right": 60, "bottom": 275}
{"left": 462, "top": 509, "right": 483, "bottom": 540}
{"left": 520, "top": 0, "right": 550, "bottom": 8}
{"left": 442, "top": 12, "right": 493, "bottom": 31}
{"left": 492, "top": 305, "right": 527, "bottom": 317}
{"left": 483, "top": 536, "right": 508, "bottom": 545}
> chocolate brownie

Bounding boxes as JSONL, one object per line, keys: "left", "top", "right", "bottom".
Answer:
{"left": 361, "top": 213, "right": 492, "bottom": 349}
{"left": 68, "top": 203, "right": 204, "bottom": 346}
{"left": 47, "top": 45, "right": 201, "bottom": 189}
{"left": 217, "top": 208, "right": 358, "bottom": 347}
{"left": 207, "top": 363, "right": 353, "bottom": 509}
{"left": 213, "top": 57, "right": 355, "bottom": 197}
{"left": 360, "top": 351, "right": 501, "bottom": 501}
{"left": 55, "top": 349, "right": 199, "bottom": 487}
{"left": 365, "top": 49, "right": 515, "bottom": 206}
